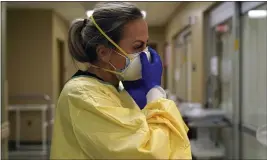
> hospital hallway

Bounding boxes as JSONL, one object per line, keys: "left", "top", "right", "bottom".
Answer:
{"left": 1, "top": 1, "right": 267, "bottom": 160}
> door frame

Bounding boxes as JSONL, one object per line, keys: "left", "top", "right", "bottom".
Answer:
{"left": 205, "top": 2, "right": 240, "bottom": 159}
{"left": 172, "top": 26, "right": 192, "bottom": 101}
{"left": 56, "top": 39, "right": 65, "bottom": 94}
{"left": 184, "top": 34, "right": 192, "bottom": 102}
{"left": 1, "top": 2, "right": 9, "bottom": 159}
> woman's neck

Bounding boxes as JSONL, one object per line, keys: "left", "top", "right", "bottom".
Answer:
{"left": 87, "top": 64, "right": 120, "bottom": 87}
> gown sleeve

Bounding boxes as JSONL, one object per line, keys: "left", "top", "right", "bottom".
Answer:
{"left": 68, "top": 84, "right": 192, "bottom": 159}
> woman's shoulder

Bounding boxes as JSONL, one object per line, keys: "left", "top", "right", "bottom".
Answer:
{"left": 58, "top": 76, "right": 122, "bottom": 110}
{"left": 57, "top": 76, "right": 105, "bottom": 108}
{"left": 63, "top": 70, "right": 112, "bottom": 94}
{"left": 63, "top": 76, "right": 103, "bottom": 95}
{"left": 58, "top": 71, "right": 121, "bottom": 106}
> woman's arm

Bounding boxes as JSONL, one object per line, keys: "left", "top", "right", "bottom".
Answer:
{"left": 68, "top": 85, "right": 191, "bottom": 159}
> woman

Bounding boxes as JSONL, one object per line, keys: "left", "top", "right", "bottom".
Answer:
{"left": 50, "top": 2, "right": 191, "bottom": 159}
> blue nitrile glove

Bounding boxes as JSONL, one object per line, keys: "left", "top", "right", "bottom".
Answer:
{"left": 140, "top": 47, "right": 163, "bottom": 94}
{"left": 122, "top": 47, "right": 163, "bottom": 109}
{"left": 122, "top": 79, "right": 147, "bottom": 109}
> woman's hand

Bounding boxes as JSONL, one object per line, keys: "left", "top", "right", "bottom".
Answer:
{"left": 122, "top": 47, "right": 163, "bottom": 109}
{"left": 140, "top": 47, "right": 163, "bottom": 93}
{"left": 122, "top": 79, "right": 147, "bottom": 109}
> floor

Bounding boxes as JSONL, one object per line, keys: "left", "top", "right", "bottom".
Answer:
{"left": 8, "top": 145, "right": 49, "bottom": 160}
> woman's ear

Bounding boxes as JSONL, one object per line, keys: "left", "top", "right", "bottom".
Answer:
{"left": 96, "top": 45, "right": 112, "bottom": 63}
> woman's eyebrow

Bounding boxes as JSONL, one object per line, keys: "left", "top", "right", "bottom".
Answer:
{"left": 133, "top": 38, "right": 149, "bottom": 44}
{"left": 133, "top": 40, "right": 145, "bottom": 43}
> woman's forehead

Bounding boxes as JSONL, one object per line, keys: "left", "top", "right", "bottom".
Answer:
{"left": 122, "top": 19, "right": 148, "bottom": 41}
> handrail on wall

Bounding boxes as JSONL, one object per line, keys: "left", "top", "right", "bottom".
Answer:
{"left": 9, "top": 94, "right": 52, "bottom": 102}
{"left": 8, "top": 93, "right": 54, "bottom": 121}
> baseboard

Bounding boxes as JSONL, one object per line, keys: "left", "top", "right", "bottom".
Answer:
{"left": 8, "top": 140, "right": 51, "bottom": 151}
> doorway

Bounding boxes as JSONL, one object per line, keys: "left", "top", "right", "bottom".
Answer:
{"left": 173, "top": 28, "right": 192, "bottom": 102}
{"left": 148, "top": 43, "right": 158, "bottom": 52}
{"left": 184, "top": 34, "right": 192, "bottom": 102}
{"left": 205, "top": 6, "right": 236, "bottom": 157}
{"left": 209, "top": 20, "right": 233, "bottom": 117}
{"left": 57, "top": 39, "right": 65, "bottom": 94}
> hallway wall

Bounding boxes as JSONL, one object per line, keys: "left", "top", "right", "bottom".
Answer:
{"left": 52, "top": 12, "right": 71, "bottom": 100}
{"left": 7, "top": 9, "right": 53, "bottom": 104}
{"left": 6, "top": 8, "right": 73, "bottom": 142}
{"left": 165, "top": 2, "right": 215, "bottom": 103}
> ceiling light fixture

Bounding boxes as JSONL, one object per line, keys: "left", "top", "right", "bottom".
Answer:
{"left": 248, "top": 10, "right": 267, "bottom": 19}
{"left": 86, "top": 10, "right": 147, "bottom": 19}
{"left": 86, "top": 10, "right": 94, "bottom": 17}
{"left": 141, "top": 10, "right": 147, "bottom": 18}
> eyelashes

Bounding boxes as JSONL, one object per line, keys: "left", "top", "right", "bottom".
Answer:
{"left": 134, "top": 43, "right": 148, "bottom": 50}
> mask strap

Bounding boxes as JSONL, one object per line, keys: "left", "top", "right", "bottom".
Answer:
{"left": 90, "top": 15, "right": 129, "bottom": 58}
{"left": 89, "top": 64, "right": 123, "bottom": 76}
{"left": 112, "top": 49, "right": 128, "bottom": 59}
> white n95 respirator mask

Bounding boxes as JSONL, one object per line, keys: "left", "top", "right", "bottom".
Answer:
{"left": 110, "top": 47, "right": 151, "bottom": 81}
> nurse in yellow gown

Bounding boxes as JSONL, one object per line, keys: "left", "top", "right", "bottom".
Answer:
{"left": 50, "top": 2, "right": 191, "bottom": 159}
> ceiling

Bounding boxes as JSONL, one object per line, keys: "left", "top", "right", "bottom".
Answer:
{"left": 81, "top": 2, "right": 181, "bottom": 26}
{"left": 6, "top": 1, "right": 181, "bottom": 27}
{"left": 6, "top": 2, "right": 86, "bottom": 22}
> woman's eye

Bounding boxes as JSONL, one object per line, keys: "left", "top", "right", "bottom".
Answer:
{"left": 134, "top": 45, "right": 142, "bottom": 49}
{"left": 135, "top": 43, "right": 148, "bottom": 49}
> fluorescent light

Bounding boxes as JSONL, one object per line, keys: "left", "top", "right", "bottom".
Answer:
{"left": 86, "top": 10, "right": 147, "bottom": 19}
{"left": 248, "top": 10, "right": 267, "bottom": 18}
{"left": 141, "top": 10, "right": 147, "bottom": 18}
{"left": 86, "top": 10, "right": 94, "bottom": 17}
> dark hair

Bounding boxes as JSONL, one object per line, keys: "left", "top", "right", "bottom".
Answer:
{"left": 68, "top": 2, "right": 143, "bottom": 63}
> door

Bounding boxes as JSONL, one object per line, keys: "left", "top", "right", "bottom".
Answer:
{"left": 57, "top": 39, "right": 65, "bottom": 93}
{"left": 178, "top": 38, "right": 188, "bottom": 100}
{"left": 173, "top": 30, "right": 192, "bottom": 102}
{"left": 220, "top": 27, "right": 233, "bottom": 117}
{"left": 148, "top": 43, "right": 158, "bottom": 52}
{"left": 209, "top": 19, "right": 233, "bottom": 116}
{"left": 185, "top": 35, "right": 192, "bottom": 102}
{"left": 206, "top": 2, "right": 235, "bottom": 111}
{"left": 241, "top": 2, "right": 267, "bottom": 159}
{"left": 213, "top": 20, "right": 233, "bottom": 117}
{"left": 206, "top": 5, "right": 235, "bottom": 157}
